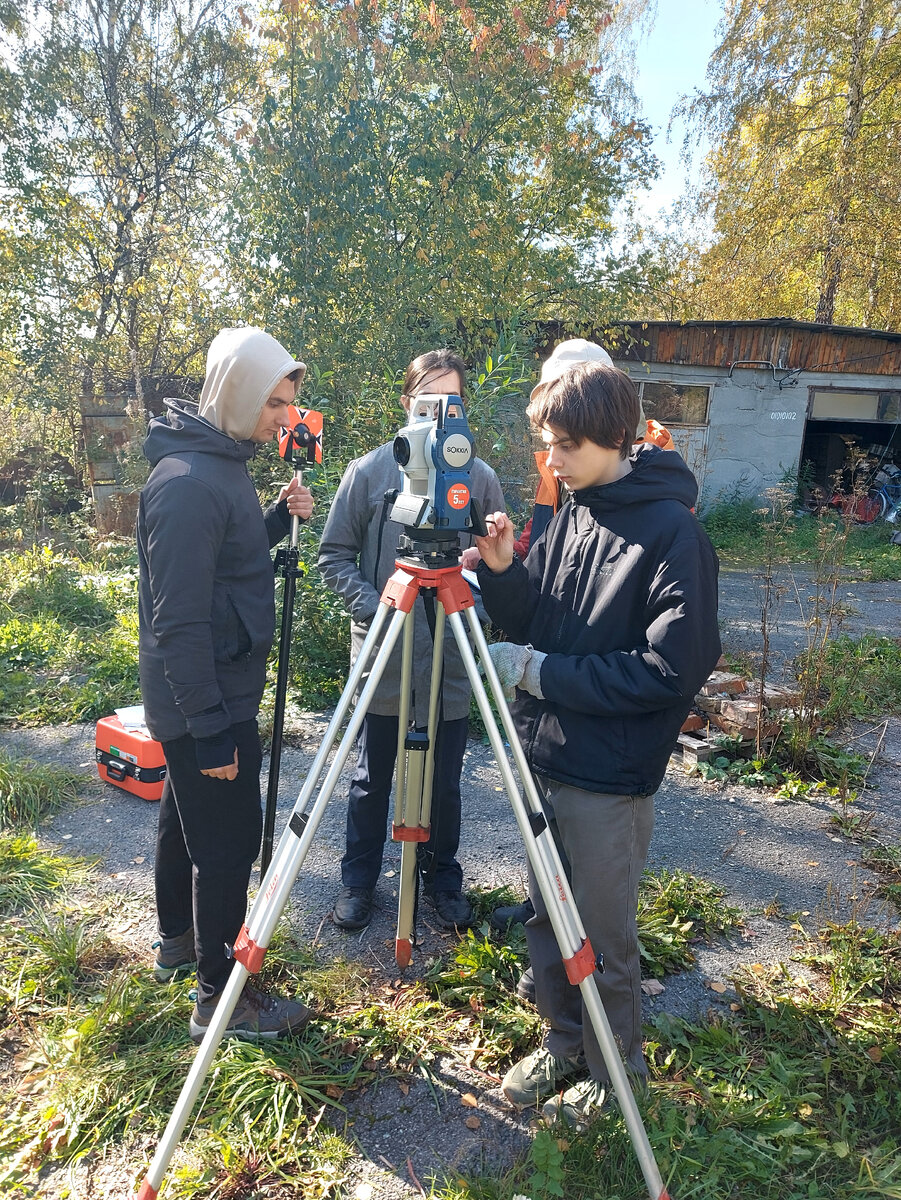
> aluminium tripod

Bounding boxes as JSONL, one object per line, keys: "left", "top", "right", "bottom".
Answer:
{"left": 137, "top": 538, "right": 671, "bottom": 1200}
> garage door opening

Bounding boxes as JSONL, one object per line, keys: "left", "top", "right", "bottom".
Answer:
{"left": 799, "top": 387, "right": 901, "bottom": 521}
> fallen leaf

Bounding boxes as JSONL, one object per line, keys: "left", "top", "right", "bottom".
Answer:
{"left": 131, "top": 856, "right": 145, "bottom": 864}
{"left": 398, "top": 1081, "right": 410, "bottom": 1095}
{"left": 325, "top": 1084, "right": 344, "bottom": 1099}
{"left": 464, "top": 1115, "right": 480, "bottom": 1130}
{"left": 460, "top": 1092, "right": 478, "bottom": 1108}
{"left": 640, "top": 979, "right": 665, "bottom": 996}
{"left": 729, "top": 1003, "right": 741, "bottom": 1011}
{"left": 709, "top": 981, "right": 727, "bottom": 993}
{"left": 867, "top": 1046, "right": 883, "bottom": 1063}
{"left": 806, "top": 861, "right": 819, "bottom": 867}
{"left": 749, "top": 963, "right": 765, "bottom": 975}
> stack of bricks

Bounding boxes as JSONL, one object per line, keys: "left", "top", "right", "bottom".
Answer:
{"left": 675, "top": 663, "right": 802, "bottom": 764}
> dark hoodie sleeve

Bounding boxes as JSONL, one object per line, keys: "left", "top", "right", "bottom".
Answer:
{"left": 141, "top": 473, "right": 233, "bottom": 736}
{"left": 263, "top": 500, "right": 291, "bottom": 548}
{"left": 539, "top": 532, "right": 721, "bottom": 717}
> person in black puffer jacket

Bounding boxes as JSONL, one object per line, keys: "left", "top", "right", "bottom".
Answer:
{"left": 138, "top": 326, "right": 314, "bottom": 1043}
{"left": 475, "top": 361, "right": 720, "bottom": 1126}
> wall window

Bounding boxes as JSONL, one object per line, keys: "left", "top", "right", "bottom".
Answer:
{"left": 810, "top": 388, "right": 901, "bottom": 422}
{"left": 638, "top": 381, "right": 710, "bottom": 426}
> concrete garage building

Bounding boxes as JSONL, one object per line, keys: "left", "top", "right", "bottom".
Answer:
{"left": 596, "top": 318, "right": 901, "bottom": 508}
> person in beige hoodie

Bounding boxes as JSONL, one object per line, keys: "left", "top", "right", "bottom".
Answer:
{"left": 138, "top": 326, "right": 314, "bottom": 1042}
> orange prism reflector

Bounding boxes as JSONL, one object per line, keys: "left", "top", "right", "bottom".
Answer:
{"left": 279, "top": 406, "right": 323, "bottom": 463}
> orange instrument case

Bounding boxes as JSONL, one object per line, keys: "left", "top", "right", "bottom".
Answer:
{"left": 95, "top": 715, "right": 166, "bottom": 802}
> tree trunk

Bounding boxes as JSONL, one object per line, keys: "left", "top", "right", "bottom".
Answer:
{"left": 815, "top": 0, "right": 872, "bottom": 324}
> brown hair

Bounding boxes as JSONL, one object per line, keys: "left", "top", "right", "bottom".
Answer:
{"left": 401, "top": 349, "right": 467, "bottom": 399}
{"left": 526, "top": 363, "right": 640, "bottom": 459}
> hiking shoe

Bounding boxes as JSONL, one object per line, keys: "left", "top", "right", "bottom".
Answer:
{"left": 515, "top": 967, "right": 536, "bottom": 1004}
{"left": 152, "top": 928, "right": 196, "bottom": 982}
{"left": 489, "top": 898, "right": 535, "bottom": 931}
{"left": 189, "top": 983, "right": 312, "bottom": 1044}
{"left": 332, "top": 886, "right": 375, "bottom": 930}
{"left": 501, "top": 1047, "right": 586, "bottom": 1109}
{"left": 423, "top": 890, "right": 473, "bottom": 930}
{"left": 541, "top": 1078, "right": 609, "bottom": 1126}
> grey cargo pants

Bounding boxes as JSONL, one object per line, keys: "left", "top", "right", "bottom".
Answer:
{"left": 526, "top": 779, "right": 655, "bottom": 1082}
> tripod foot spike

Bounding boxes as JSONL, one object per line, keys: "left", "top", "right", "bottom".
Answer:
{"left": 395, "top": 938, "right": 413, "bottom": 968}
{"left": 137, "top": 1179, "right": 158, "bottom": 1199}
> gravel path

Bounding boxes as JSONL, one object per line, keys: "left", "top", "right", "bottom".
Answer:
{"left": 5, "top": 567, "right": 901, "bottom": 1199}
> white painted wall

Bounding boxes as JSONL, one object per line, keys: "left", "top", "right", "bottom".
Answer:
{"left": 616, "top": 359, "right": 900, "bottom": 509}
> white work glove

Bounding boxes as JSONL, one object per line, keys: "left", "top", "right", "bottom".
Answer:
{"left": 486, "top": 642, "right": 546, "bottom": 701}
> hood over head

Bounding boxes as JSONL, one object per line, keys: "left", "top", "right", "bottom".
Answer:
{"left": 198, "top": 327, "right": 306, "bottom": 441}
{"left": 143, "top": 397, "right": 258, "bottom": 468}
{"left": 575, "top": 442, "right": 699, "bottom": 513}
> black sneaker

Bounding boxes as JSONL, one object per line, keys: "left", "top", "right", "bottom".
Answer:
{"left": 423, "top": 890, "right": 473, "bottom": 929}
{"left": 152, "top": 927, "right": 197, "bottom": 982}
{"left": 489, "top": 898, "right": 535, "bottom": 932}
{"left": 189, "top": 983, "right": 312, "bottom": 1044}
{"left": 332, "top": 886, "right": 375, "bottom": 930}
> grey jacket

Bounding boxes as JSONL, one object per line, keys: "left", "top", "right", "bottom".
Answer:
{"left": 318, "top": 442, "right": 505, "bottom": 723}
{"left": 137, "top": 399, "right": 289, "bottom": 743}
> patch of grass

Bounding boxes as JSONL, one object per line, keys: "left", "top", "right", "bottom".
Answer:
{"left": 692, "top": 730, "right": 867, "bottom": 796}
{"left": 0, "top": 752, "right": 81, "bottom": 828}
{"left": 827, "top": 810, "right": 901, "bottom": 914}
{"left": 0, "top": 539, "right": 349, "bottom": 726}
{"left": 0, "top": 902, "right": 365, "bottom": 1189}
{"left": 821, "top": 634, "right": 901, "bottom": 720}
{"left": 441, "top": 920, "right": 901, "bottom": 1200}
{"left": 5, "top": 839, "right": 899, "bottom": 1200}
{"left": 704, "top": 501, "right": 901, "bottom": 580}
{"left": 638, "top": 869, "right": 743, "bottom": 978}
{"left": 0, "top": 833, "right": 81, "bottom": 912}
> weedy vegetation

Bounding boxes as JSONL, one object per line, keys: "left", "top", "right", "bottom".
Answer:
{"left": 4, "top": 838, "right": 844, "bottom": 1199}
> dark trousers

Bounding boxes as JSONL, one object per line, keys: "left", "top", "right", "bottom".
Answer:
{"left": 341, "top": 712, "right": 467, "bottom": 894}
{"left": 526, "top": 779, "right": 655, "bottom": 1083}
{"left": 155, "top": 720, "right": 263, "bottom": 1005}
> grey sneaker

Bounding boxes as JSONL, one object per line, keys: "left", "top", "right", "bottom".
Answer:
{"left": 152, "top": 928, "right": 196, "bottom": 982}
{"left": 501, "top": 1046, "right": 586, "bottom": 1109}
{"left": 189, "top": 983, "right": 313, "bottom": 1045}
{"left": 541, "top": 1078, "right": 609, "bottom": 1126}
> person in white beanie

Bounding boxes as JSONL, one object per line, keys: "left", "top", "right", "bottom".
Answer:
{"left": 138, "top": 326, "right": 314, "bottom": 1042}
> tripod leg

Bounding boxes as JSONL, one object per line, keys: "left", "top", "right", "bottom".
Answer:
{"left": 445, "top": 607, "right": 671, "bottom": 1200}
{"left": 393, "top": 600, "right": 444, "bottom": 965}
{"left": 137, "top": 602, "right": 410, "bottom": 1200}
{"left": 393, "top": 608, "right": 421, "bottom": 966}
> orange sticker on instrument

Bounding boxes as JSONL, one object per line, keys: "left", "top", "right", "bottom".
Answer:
{"left": 447, "top": 483, "right": 470, "bottom": 510}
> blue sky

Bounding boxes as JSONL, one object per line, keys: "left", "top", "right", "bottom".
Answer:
{"left": 631, "top": 0, "right": 724, "bottom": 219}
